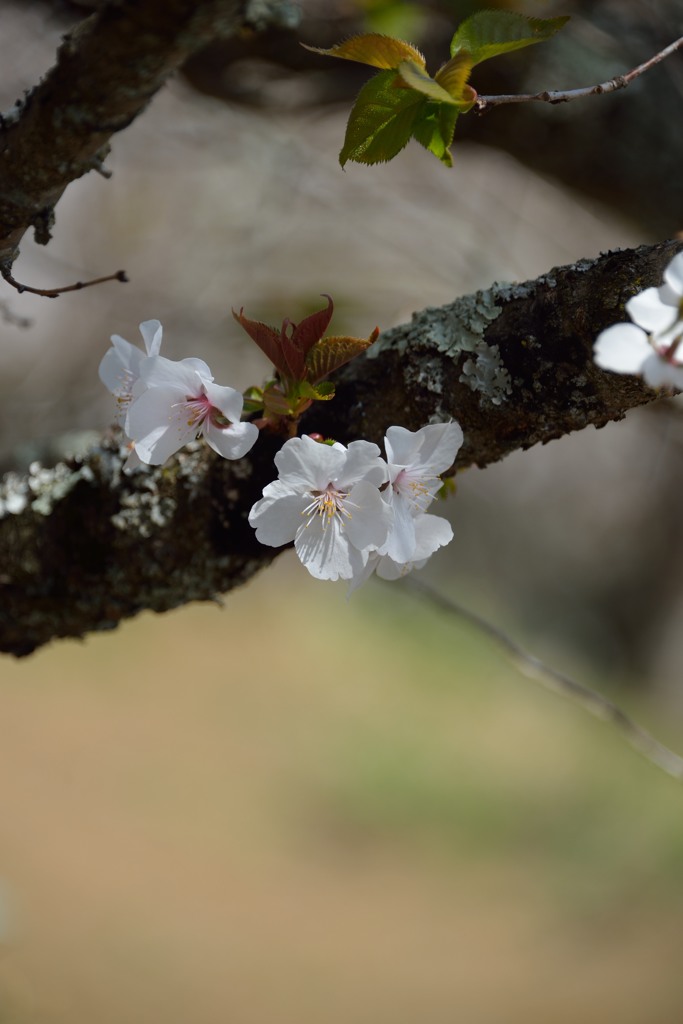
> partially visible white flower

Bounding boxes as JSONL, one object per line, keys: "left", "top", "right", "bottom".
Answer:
{"left": 628, "top": 251, "right": 683, "bottom": 340}
{"left": 379, "top": 422, "right": 462, "bottom": 565}
{"left": 348, "top": 512, "right": 454, "bottom": 593}
{"left": 594, "top": 251, "right": 683, "bottom": 389}
{"left": 249, "top": 435, "right": 391, "bottom": 581}
{"left": 99, "top": 319, "right": 163, "bottom": 422}
{"left": 126, "top": 354, "right": 259, "bottom": 465}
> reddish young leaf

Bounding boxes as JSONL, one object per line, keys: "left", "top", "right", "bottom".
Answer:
{"left": 305, "top": 328, "right": 380, "bottom": 383}
{"left": 279, "top": 295, "right": 335, "bottom": 380}
{"left": 232, "top": 308, "right": 286, "bottom": 375}
{"left": 291, "top": 294, "right": 334, "bottom": 354}
{"left": 278, "top": 320, "right": 306, "bottom": 380}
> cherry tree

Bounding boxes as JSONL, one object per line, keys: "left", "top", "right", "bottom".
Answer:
{"left": 1, "top": 0, "right": 682, "bottom": 773}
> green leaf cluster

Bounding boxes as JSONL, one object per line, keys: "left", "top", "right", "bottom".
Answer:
{"left": 308, "top": 10, "right": 568, "bottom": 167}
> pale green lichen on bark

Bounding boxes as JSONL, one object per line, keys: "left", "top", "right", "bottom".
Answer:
{"left": 368, "top": 285, "right": 518, "bottom": 407}
{"left": 368, "top": 286, "right": 506, "bottom": 362}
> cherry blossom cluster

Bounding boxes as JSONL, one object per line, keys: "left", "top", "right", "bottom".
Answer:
{"left": 100, "top": 320, "right": 463, "bottom": 587}
{"left": 99, "top": 320, "right": 258, "bottom": 468}
{"left": 249, "top": 422, "right": 463, "bottom": 587}
{"left": 594, "top": 252, "right": 683, "bottom": 389}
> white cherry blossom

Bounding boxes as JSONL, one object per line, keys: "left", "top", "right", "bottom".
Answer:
{"left": 126, "top": 354, "right": 259, "bottom": 465}
{"left": 249, "top": 435, "right": 391, "bottom": 581}
{"left": 594, "top": 252, "right": 683, "bottom": 389}
{"left": 98, "top": 319, "right": 164, "bottom": 422}
{"left": 379, "top": 421, "right": 462, "bottom": 564}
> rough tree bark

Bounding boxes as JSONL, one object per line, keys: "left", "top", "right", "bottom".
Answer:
{"left": 1, "top": 238, "right": 680, "bottom": 656}
{"left": 0, "top": 1, "right": 679, "bottom": 655}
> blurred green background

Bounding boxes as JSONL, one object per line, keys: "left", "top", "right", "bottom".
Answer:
{"left": 2, "top": 559, "right": 683, "bottom": 1022}
{"left": 2, "top": 0, "right": 683, "bottom": 1019}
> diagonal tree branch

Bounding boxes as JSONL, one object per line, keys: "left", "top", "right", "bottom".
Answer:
{"left": 1, "top": 238, "right": 680, "bottom": 656}
{"left": 0, "top": 0, "right": 295, "bottom": 282}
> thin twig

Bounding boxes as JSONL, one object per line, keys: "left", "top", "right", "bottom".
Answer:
{"left": 0, "top": 267, "right": 128, "bottom": 298}
{"left": 475, "top": 35, "right": 683, "bottom": 112}
{"left": 401, "top": 577, "right": 683, "bottom": 782}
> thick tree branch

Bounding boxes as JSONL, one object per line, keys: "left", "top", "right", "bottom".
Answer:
{"left": 310, "top": 239, "right": 683, "bottom": 467}
{"left": 1, "top": 239, "right": 680, "bottom": 657}
{"left": 0, "top": 0, "right": 295, "bottom": 278}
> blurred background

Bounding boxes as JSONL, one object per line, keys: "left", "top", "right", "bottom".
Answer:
{"left": 2, "top": 0, "right": 683, "bottom": 1020}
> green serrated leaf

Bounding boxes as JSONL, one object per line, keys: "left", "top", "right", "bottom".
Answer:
{"left": 340, "top": 70, "right": 425, "bottom": 167}
{"left": 434, "top": 52, "right": 475, "bottom": 104}
{"left": 450, "top": 10, "right": 569, "bottom": 65}
{"left": 299, "top": 380, "right": 336, "bottom": 401}
{"left": 305, "top": 333, "right": 378, "bottom": 382}
{"left": 303, "top": 33, "right": 425, "bottom": 71}
{"left": 396, "top": 60, "right": 459, "bottom": 105}
{"left": 412, "top": 103, "right": 459, "bottom": 166}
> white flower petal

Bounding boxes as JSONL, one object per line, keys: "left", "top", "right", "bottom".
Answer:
{"left": 626, "top": 289, "right": 678, "bottom": 334}
{"left": 663, "top": 252, "right": 683, "bottom": 297}
{"left": 130, "top": 422, "right": 171, "bottom": 465}
{"left": 640, "top": 353, "right": 683, "bottom": 391}
{"left": 342, "top": 440, "right": 387, "bottom": 487}
{"left": 109, "top": 334, "right": 144, "bottom": 374}
{"left": 202, "top": 381, "right": 246, "bottom": 424}
{"left": 274, "top": 436, "right": 345, "bottom": 491}
{"left": 347, "top": 554, "right": 379, "bottom": 595}
{"left": 594, "top": 323, "right": 651, "bottom": 374}
{"left": 385, "top": 422, "right": 462, "bottom": 476}
{"left": 126, "top": 385, "right": 196, "bottom": 464}
{"left": 249, "top": 492, "right": 309, "bottom": 546}
{"left": 140, "top": 355, "right": 210, "bottom": 391}
{"left": 295, "top": 518, "right": 367, "bottom": 581}
{"left": 138, "top": 319, "right": 163, "bottom": 356}
{"left": 652, "top": 323, "right": 683, "bottom": 359}
{"left": 412, "top": 513, "right": 453, "bottom": 559}
{"left": 99, "top": 346, "right": 133, "bottom": 397}
{"left": 179, "top": 357, "right": 214, "bottom": 378}
{"left": 375, "top": 556, "right": 409, "bottom": 581}
{"left": 122, "top": 444, "right": 145, "bottom": 474}
{"left": 384, "top": 425, "right": 419, "bottom": 467}
{"left": 379, "top": 492, "right": 417, "bottom": 563}
{"left": 375, "top": 554, "right": 429, "bottom": 580}
{"left": 376, "top": 511, "right": 453, "bottom": 579}
{"left": 343, "top": 480, "right": 393, "bottom": 551}
{"left": 204, "top": 420, "right": 259, "bottom": 460}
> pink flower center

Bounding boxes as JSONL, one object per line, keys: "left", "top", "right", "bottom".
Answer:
{"left": 393, "top": 468, "right": 432, "bottom": 512}
{"left": 183, "top": 393, "right": 231, "bottom": 431}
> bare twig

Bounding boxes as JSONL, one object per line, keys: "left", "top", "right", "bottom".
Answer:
{"left": 0, "top": 267, "right": 128, "bottom": 298}
{"left": 402, "top": 577, "right": 683, "bottom": 782}
{"left": 475, "top": 35, "right": 683, "bottom": 112}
